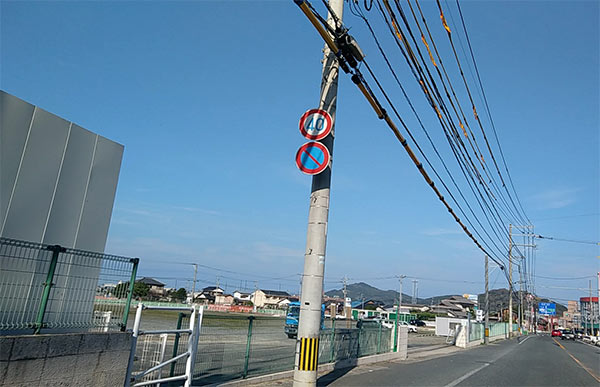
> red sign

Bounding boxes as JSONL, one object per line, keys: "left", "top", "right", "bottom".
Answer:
{"left": 299, "top": 109, "right": 333, "bottom": 140}
{"left": 295, "top": 142, "right": 331, "bottom": 175}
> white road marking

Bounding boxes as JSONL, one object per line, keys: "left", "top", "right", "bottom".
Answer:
{"left": 518, "top": 336, "right": 532, "bottom": 345}
{"left": 444, "top": 363, "right": 490, "bottom": 387}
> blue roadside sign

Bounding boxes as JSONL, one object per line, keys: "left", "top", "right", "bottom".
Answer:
{"left": 538, "top": 302, "right": 556, "bottom": 315}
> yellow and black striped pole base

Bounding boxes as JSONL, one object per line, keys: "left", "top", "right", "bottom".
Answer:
{"left": 298, "top": 336, "right": 319, "bottom": 371}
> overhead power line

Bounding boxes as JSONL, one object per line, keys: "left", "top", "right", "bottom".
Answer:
{"left": 453, "top": 0, "right": 530, "bottom": 224}
{"left": 536, "top": 235, "right": 599, "bottom": 245}
{"left": 534, "top": 274, "right": 596, "bottom": 281}
{"left": 293, "top": 0, "right": 519, "bottom": 291}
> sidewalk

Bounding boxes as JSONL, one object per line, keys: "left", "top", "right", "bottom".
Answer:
{"left": 222, "top": 344, "right": 462, "bottom": 387}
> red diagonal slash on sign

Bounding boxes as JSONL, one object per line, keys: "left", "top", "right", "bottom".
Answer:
{"left": 303, "top": 149, "right": 322, "bottom": 167}
{"left": 296, "top": 141, "right": 330, "bottom": 176}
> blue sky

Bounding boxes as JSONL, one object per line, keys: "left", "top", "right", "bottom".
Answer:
{"left": 1, "top": 0, "right": 598, "bottom": 303}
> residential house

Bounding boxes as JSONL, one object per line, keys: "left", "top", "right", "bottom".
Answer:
{"left": 350, "top": 299, "right": 384, "bottom": 310}
{"left": 195, "top": 286, "right": 224, "bottom": 305}
{"left": 233, "top": 290, "right": 252, "bottom": 303}
{"left": 251, "top": 289, "right": 291, "bottom": 309}
{"left": 215, "top": 294, "right": 234, "bottom": 305}
{"left": 429, "top": 295, "right": 477, "bottom": 318}
{"left": 137, "top": 277, "right": 166, "bottom": 298}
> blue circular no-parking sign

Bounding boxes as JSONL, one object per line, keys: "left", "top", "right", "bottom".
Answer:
{"left": 295, "top": 142, "right": 330, "bottom": 175}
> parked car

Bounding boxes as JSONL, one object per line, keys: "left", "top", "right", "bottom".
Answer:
{"left": 357, "top": 316, "right": 394, "bottom": 329}
{"left": 560, "top": 329, "right": 575, "bottom": 340}
{"left": 583, "top": 335, "right": 599, "bottom": 344}
{"left": 551, "top": 329, "right": 562, "bottom": 337}
{"left": 399, "top": 321, "right": 418, "bottom": 333}
{"left": 410, "top": 319, "right": 426, "bottom": 327}
{"left": 574, "top": 329, "right": 584, "bottom": 339}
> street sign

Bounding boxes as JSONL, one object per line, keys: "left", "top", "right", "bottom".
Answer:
{"left": 476, "top": 309, "right": 484, "bottom": 322}
{"left": 538, "top": 302, "right": 556, "bottom": 316}
{"left": 295, "top": 142, "right": 330, "bottom": 175}
{"left": 299, "top": 109, "right": 333, "bottom": 140}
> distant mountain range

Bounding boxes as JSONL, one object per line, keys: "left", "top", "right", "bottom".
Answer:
{"left": 325, "top": 282, "right": 567, "bottom": 314}
{"left": 324, "top": 282, "right": 455, "bottom": 306}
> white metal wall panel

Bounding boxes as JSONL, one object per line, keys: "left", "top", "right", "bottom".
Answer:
{"left": 0, "top": 91, "right": 123, "bottom": 252}
{"left": 74, "top": 136, "right": 124, "bottom": 252}
{"left": 1, "top": 108, "right": 70, "bottom": 242}
{"left": 0, "top": 91, "right": 35, "bottom": 227}
{"left": 42, "top": 125, "right": 96, "bottom": 247}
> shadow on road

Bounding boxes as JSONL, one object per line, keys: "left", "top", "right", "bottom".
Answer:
{"left": 316, "top": 358, "right": 358, "bottom": 386}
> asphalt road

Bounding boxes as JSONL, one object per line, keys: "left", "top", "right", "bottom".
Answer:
{"left": 320, "top": 335, "right": 599, "bottom": 386}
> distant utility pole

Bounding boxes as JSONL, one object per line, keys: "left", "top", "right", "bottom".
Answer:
{"left": 398, "top": 276, "right": 405, "bottom": 312}
{"left": 293, "top": 0, "right": 343, "bottom": 385}
{"left": 394, "top": 275, "right": 406, "bottom": 351}
{"left": 411, "top": 280, "right": 418, "bottom": 305}
{"left": 253, "top": 281, "right": 258, "bottom": 313}
{"left": 192, "top": 264, "right": 197, "bottom": 303}
{"left": 485, "top": 256, "right": 489, "bottom": 344}
{"left": 508, "top": 224, "right": 513, "bottom": 338}
{"left": 416, "top": 280, "right": 419, "bottom": 303}
{"left": 342, "top": 276, "right": 349, "bottom": 321}
{"left": 589, "top": 280, "right": 593, "bottom": 334}
{"left": 519, "top": 264, "right": 523, "bottom": 334}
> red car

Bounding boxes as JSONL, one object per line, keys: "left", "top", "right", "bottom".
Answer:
{"left": 551, "top": 329, "right": 562, "bottom": 337}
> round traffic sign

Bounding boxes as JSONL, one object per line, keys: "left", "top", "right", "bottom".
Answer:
{"left": 299, "top": 109, "right": 333, "bottom": 140}
{"left": 295, "top": 142, "right": 331, "bottom": 175}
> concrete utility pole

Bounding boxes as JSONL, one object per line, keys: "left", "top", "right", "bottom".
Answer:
{"left": 253, "top": 281, "right": 258, "bottom": 313}
{"left": 519, "top": 264, "right": 523, "bottom": 334}
{"left": 589, "top": 280, "right": 593, "bottom": 334}
{"left": 485, "top": 256, "right": 489, "bottom": 344}
{"left": 394, "top": 275, "right": 406, "bottom": 351}
{"left": 342, "top": 276, "right": 351, "bottom": 327}
{"left": 508, "top": 224, "right": 513, "bottom": 338}
{"left": 416, "top": 280, "right": 419, "bottom": 303}
{"left": 412, "top": 280, "right": 418, "bottom": 305}
{"left": 342, "top": 276, "right": 347, "bottom": 317}
{"left": 398, "top": 276, "right": 405, "bottom": 313}
{"left": 192, "top": 264, "right": 197, "bottom": 304}
{"left": 293, "top": 1, "right": 343, "bottom": 385}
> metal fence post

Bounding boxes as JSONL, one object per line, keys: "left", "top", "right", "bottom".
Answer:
{"left": 329, "top": 318, "right": 336, "bottom": 363}
{"left": 242, "top": 316, "right": 254, "bottom": 378}
{"left": 34, "top": 244, "right": 65, "bottom": 334}
{"left": 356, "top": 324, "right": 362, "bottom": 358}
{"left": 124, "top": 303, "right": 144, "bottom": 387}
{"left": 377, "top": 323, "right": 382, "bottom": 354}
{"left": 170, "top": 312, "right": 186, "bottom": 377}
{"left": 121, "top": 258, "right": 139, "bottom": 331}
{"left": 393, "top": 310, "right": 398, "bottom": 352}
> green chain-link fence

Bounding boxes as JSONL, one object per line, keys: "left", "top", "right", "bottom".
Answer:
{"left": 0, "top": 237, "right": 138, "bottom": 334}
{"left": 131, "top": 311, "right": 394, "bottom": 385}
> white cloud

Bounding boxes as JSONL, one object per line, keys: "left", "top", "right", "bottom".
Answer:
{"left": 421, "top": 228, "right": 463, "bottom": 236}
{"left": 530, "top": 187, "right": 581, "bottom": 210}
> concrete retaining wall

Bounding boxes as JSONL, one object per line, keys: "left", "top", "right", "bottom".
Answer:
{"left": 0, "top": 332, "right": 131, "bottom": 387}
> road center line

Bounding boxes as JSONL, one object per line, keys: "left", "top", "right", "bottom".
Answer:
{"left": 552, "top": 338, "right": 600, "bottom": 383}
{"left": 444, "top": 363, "right": 490, "bottom": 387}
